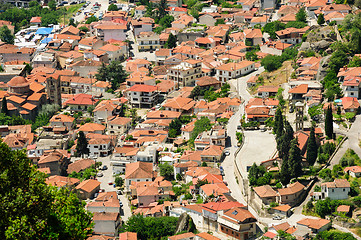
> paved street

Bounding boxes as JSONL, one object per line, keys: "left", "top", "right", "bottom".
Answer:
{"left": 127, "top": 30, "right": 156, "bottom": 62}
{"left": 73, "top": 0, "right": 109, "bottom": 23}
{"left": 95, "top": 156, "right": 132, "bottom": 221}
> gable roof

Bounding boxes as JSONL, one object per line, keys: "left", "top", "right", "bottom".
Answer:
{"left": 254, "top": 185, "right": 278, "bottom": 198}
{"left": 125, "top": 162, "right": 153, "bottom": 179}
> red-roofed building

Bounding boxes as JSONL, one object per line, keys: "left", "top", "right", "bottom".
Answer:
{"left": 64, "top": 93, "right": 98, "bottom": 111}
{"left": 30, "top": 17, "right": 42, "bottom": 27}
{"left": 126, "top": 85, "right": 158, "bottom": 108}
{"left": 341, "top": 97, "right": 360, "bottom": 113}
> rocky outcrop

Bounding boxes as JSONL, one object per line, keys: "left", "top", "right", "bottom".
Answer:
{"left": 175, "top": 213, "right": 197, "bottom": 234}
{"left": 312, "top": 40, "right": 332, "bottom": 51}
{"left": 316, "top": 55, "right": 332, "bottom": 82}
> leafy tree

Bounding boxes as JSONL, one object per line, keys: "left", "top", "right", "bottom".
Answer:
{"left": 261, "top": 55, "right": 282, "bottom": 72}
{"left": 95, "top": 61, "right": 128, "bottom": 90}
{"left": 76, "top": 131, "right": 89, "bottom": 157}
{"left": 317, "top": 13, "right": 325, "bottom": 25}
{"left": 348, "top": 56, "right": 361, "bottom": 67}
{"left": 78, "top": 26, "right": 89, "bottom": 32}
{"left": 115, "top": 176, "right": 124, "bottom": 187}
{"left": 120, "top": 215, "right": 178, "bottom": 240}
{"left": 263, "top": 21, "right": 286, "bottom": 39}
{"left": 277, "top": 121, "right": 294, "bottom": 161}
{"left": 296, "top": 7, "right": 307, "bottom": 22}
{"left": 159, "top": 15, "right": 174, "bottom": 29}
{"left": 288, "top": 138, "right": 303, "bottom": 179}
{"left": 315, "top": 230, "right": 357, "bottom": 240}
{"left": 48, "top": 0, "right": 57, "bottom": 11}
{"left": 190, "top": 117, "right": 211, "bottom": 144}
{"left": 306, "top": 126, "right": 318, "bottom": 166}
{"left": 165, "top": 33, "right": 177, "bottom": 49}
{"left": 168, "top": 119, "right": 182, "bottom": 138}
{"left": 159, "top": 163, "right": 174, "bottom": 180}
{"left": 201, "top": 161, "right": 207, "bottom": 167}
{"left": 285, "top": 21, "right": 307, "bottom": 28}
{"left": 69, "top": 18, "right": 76, "bottom": 27}
{"left": 215, "top": 18, "right": 225, "bottom": 26}
{"left": 108, "top": 3, "right": 118, "bottom": 11}
{"left": 350, "top": 28, "right": 361, "bottom": 54}
{"left": 248, "top": 163, "right": 268, "bottom": 186}
{"left": 246, "top": 51, "right": 258, "bottom": 61}
{"left": 325, "top": 106, "right": 333, "bottom": 139}
{"left": 85, "top": 16, "right": 98, "bottom": 24}
{"left": 0, "top": 140, "right": 93, "bottom": 239}
{"left": 41, "top": 13, "right": 58, "bottom": 26}
{"left": 1, "top": 97, "right": 8, "bottom": 116}
{"left": 176, "top": 173, "right": 182, "bottom": 181}
{"left": 0, "top": 26, "right": 14, "bottom": 44}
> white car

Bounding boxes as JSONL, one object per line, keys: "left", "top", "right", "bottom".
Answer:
{"left": 224, "top": 151, "right": 230, "bottom": 156}
{"left": 97, "top": 172, "right": 103, "bottom": 177}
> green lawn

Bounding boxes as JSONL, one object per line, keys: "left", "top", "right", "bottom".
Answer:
{"left": 60, "top": 3, "right": 84, "bottom": 24}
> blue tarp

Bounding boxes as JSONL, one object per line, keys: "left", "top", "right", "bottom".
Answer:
{"left": 41, "top": 37, "right": 53, "bottom": 44}
{"left": 35, "top": 28, "right": 53, "bottom": 35}
{"left": 334, "top": 99, "right": 342, "bottom": 103}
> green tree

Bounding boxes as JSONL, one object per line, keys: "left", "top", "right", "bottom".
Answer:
{"left": 120, "top": 215, "right": 178, "bottom": 240}
{"left": 296, "top": 7, "right": 307, "bottom": 22}
{"left": 108, "top": 3, "right": 118, "bottom": 11}
{"left": 348, "top": 56, "right": 361, "bottom": 67}
{"left": 261, "top": 55, "right": 282, "bottom": 72}
{"left": 85, "top": 16, "right": 98, "bottom": 24}
{"left": 190, "top": 117, "right": 211, "bottom": 144}
{"left": 274, "top": 107, "right": 284, "bottom": 137}
{"left": 1, "top": 97, "right": 8, "bottom": 116}
{"left": 169, "top": 118, "right": 182, "bottom": 138}
{"left": 165, "top": 33, "right": 177, "bottom": 49}
{"left": 41, "top": 13, "right": 58, "bottom": 26}
{"left": 159, "top": 15, "right": 174, "bottom": 28}
{"left": 95, "top": 61, "right": 128, "bottom": 90}
{"left": 0, "top": 26, "right": 14, "bottom": 44}
{"left": 316, "top": 230, "right": 357, "bottom": 240}
{"left": 325, "top": 106, "right": 333, "bottom": 139}
{"left": 263, "top": 21, "right": 286, "bottom": 39}
{"left": 315, "top": 198, "right": 331, "bottom": 218}
{"left": 115, "top": 176, "right": 124, "bottom": 187}
{"left": 306, "top": 126, "right": 318, "bottom": 166}
{"left": 277, "top": 121, "right": 294, "bottom": 161}
{"left": 69, "top": 18, "right": 76, "bottom": 27}
{"left": 159, "top": 163, "right": 174, "bottom": 180}
{"left": 0, "top": 140, "right": 93, "bottom": 239}
{"left": 288, "top": 138, "right": 303, "bottom": 179}
{"left": 48, "top": 0, "right": 57, "bottom": 11}
{"left": 215, "top": 18, "right": 225, "bottom": 26}
{"left": 176, "top": 173, "right": 182, "bottom": 181}
{"left": 76, "top": 131, "right": 89, "bottom": 157}
{"left": 317, "top": 13, "right": 325, "bottom": 25}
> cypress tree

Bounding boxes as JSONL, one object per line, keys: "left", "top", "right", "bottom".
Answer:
{"left": 277, "top": 121, "right": 294, "bottom": 161}
{"left": 1, "top": 96, "right": 8, "bottom": 115}
{"left": 325, "top": 105, "right": 333, "bottom": 139}
{"left": 280, "top": 157, "right": 291, "bottom": 185}
{"left": 274, "top": 107, "right": 284, "bottom": 137}
{"left": 288, "top": 138, "right": 303, "bottom": 179}
{"left": 76, "top": 131, "right": 89, "bottom": 157}
{"left": 306, "top": 126, "right": 318, "bottom": 166}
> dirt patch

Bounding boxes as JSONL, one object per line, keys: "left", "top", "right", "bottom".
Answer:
{"left": 250, "top": 61, "right": 293, "bottom": 94}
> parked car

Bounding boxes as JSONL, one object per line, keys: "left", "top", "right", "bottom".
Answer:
{"left": 119, "top": 201, "right": 123, "bottom": 207}
{"left": 237, "top": 125, "right": 242, "bottom": 130}
{"left": 97, "top": 172, "right": 103, "bottom": 177}
{"left": 108, "top": 181, "right": 113, "bottom": 185}
{"left": 102, "top": 165, "right": 108, "bottom": 170}
{"left": 224, "top": 150, "right": 230, "bottom": 156}
{"left": 272, "top": 215, "right": 282, "bottom": 220}
{"left": 289, "top": 107, "right": 294, "bottom": 113}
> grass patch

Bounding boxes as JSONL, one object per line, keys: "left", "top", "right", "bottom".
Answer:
{"left": 60, "top": 3, "right": 84, "bottom": 24}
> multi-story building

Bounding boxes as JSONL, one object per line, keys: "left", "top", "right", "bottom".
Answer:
{"left": 127, "top": 85, "right": 158, "bottom": 108}
{"left": 136, "top": 32, "right": 161, "bottom": 52}
{"left": 167, "top": 59, "right": 202, "bottom": 87}
{"left": 215, "top": 61, "right": 255, "bottom": 83}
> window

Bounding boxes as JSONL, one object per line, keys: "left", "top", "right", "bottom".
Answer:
{"left": 332, "top": 189, "right": 334, "bottom": 192}
{"left": 343, "top": 188, "right": 345, "bottom": 192}
{"left": 221, "top": 226, "right": 224, "bottom": 230}
{"left": 229, "top": 72, "right": 231, "bottom": 76}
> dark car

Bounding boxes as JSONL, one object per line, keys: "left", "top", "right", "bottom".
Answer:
{"left": 289, "top": 107, "right": 294, "bottom": 113}
{"left": 237, "top": 125, "right": 242, "bottom": 130}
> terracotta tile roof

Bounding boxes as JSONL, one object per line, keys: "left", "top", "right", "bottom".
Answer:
{"left": 109, "top": 117, "right": 131, "bottom": 125}
{"left": 67, "top": 158, "right": 95, "bottom": 174}
{"left": 125, "top": 162, "right": 153, "bottom": 179}
{"left": 99, "top": 43, "right": 122, "bottom": 52}
{"left": 114, "top": 146, "right": 139, "bottom": 155}
{"left": 216, "top": 61, "right": 254, "bottom": 71}
{"left": 8, "top": 95, "right": 25, "bottom": 104}
{"left": 196, "top": 76, "right": 221, "bottom": 87}
{"left": 200, "top": 183, "right": 229, "bottom": 196}
{"left": 27, "top": 93, "right": 44, "bottom": 101}
{"left": 64, "top": 93, "right": 98, "bottom": 106}
{"left": 297, "top": 218, "right": 330, "bottom": 230}
{"left": 119, "top": 232, "right": 137, "bottom": 240}
{"left": 78, "top": 123, "right": 106, "bottom": 132}
{"left": 29, "top": 81, "right": 45, "bottom": 93}
{"left": 344, "top": 166, "right": 361, "bottom": 173}
{"left": 322, "top": 179, "right": 350, "bottom": 188}
{"left": 244, "top": 28, "right": 262, "bottom": 39}
{"left": 196, "top": 232, "right": 221, "bottom": 240}
{"left": 201, "top": 145, "right": 224, "bottom": 157}
{"left": 156, "top": 80, "right": 175, "bottom": 92}
{"left": 273, "top": 204, "right": 291, "bottom": 212}
{"left": 93, "top": 212, "right": 119, "bottom": 221}
{"left": 180, "top": 150, "right": 202, "bottom": 161}
{"left": 75, "top": 179, "right": 101, "bottom": 193}
{"left": 146, "top": 110, "right": 181, "bottom": 119}
{"left": 263, "top": 231, "right": 277, "bottom": 239}
{"left": 174, "top": 161, "right": 198, "bottom": 168}
{"left": 278, "top": 182, "right": 305, "bottom": 196}
{"left": 342, "top": 97, "right": 360, "bottom": 110}
{"left": 38, "top": 150, "right": 64, "bottom": 164}
{"left": 257, "top": 85, "right": 279, "bottom": 93}
{"left": 128, "top": 84, "right": 157, "bottom": 92}
{"left": 50, "top": 114, "right": 75, "bottom": 123}
{"left": 53, "top": 34, "right": 81, "bottom": 40}
{"left": 30, "top": 17, "right": 42, "bottom": 23}
{"left": 254, "top": 185, "right": 278, "bottom": 198}
{"left": 45, "top": 175, "right": 79, "bottom": 187}
{"left": 222, "top": 207, "right": 256, "bottom": 223}
{"left": 337, "top": 205, "right": 350, "bottom": 212}
{"left": 202, "top": 201, "right": 244, "bottom": 213}
{"left": 60, "top": 25, "right": 80, "bottom": 35}
{"left": 22, "top": 103, "right": 37, "bottom": 111}
{"left": 289, "top": 84, "right": 308, "bottom": 94}
{"left": 163, "top": 97, "right": 195, "bottom": 111}
{"left": 168, "top": 232, "right": 196, "bottom": 240}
